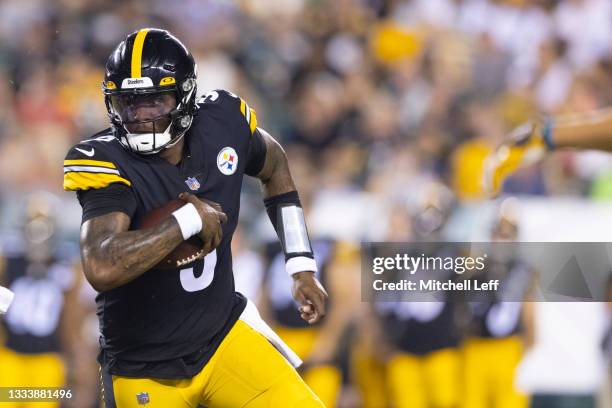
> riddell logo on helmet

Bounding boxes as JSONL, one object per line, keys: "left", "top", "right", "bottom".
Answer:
{"left": 128, "top": 79, "right": 144, "bottom": 85}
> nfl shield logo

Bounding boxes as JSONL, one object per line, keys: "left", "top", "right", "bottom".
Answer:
{"left": 185, "top": 176, "right": 200, "bottom": 191}
{"left": 136, "top": 392, "right": 150, "bottom": 405}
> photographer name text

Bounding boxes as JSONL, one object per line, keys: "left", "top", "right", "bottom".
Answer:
{"left": 372, "top": 279, "right": 500, "bottom": 292}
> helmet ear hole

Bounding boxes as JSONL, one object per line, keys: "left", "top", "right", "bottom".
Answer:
{"left": 181, "top": 79, "right": 195, "bottom": 92}
{"left": 179, "top": 116, "right": 192, "bottom": 128}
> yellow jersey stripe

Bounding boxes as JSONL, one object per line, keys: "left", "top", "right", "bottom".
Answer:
{"left": 240, "top": 99, "right": 246, "bottom": 117}
{"left": 239, "top": 99, "right": 257, "bottom": 135}
{"left": 131, "top": 29, "right": 150, "bottom": 78}
{"left": 63, "top": 172, "right": 131, "bottom": 191}
{"left": 64, "top": 159, "right": 116, "bottom": 169}
{"left": 249, "top": 108, "right": 258, "bottom": 134}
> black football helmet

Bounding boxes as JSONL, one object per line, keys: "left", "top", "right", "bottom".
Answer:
{"left": 103, "top": 28, "right": 198, "bottom": 154}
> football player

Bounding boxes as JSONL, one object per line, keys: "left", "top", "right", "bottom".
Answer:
{"left": 462, "top": 204, "right": 530, "bottom": 408}
{"left": 63, "top": 28, "right": 327, "bottom": 407}
{"left": 0, "top": 192, "right": 82, "bottom": 408}
{"left": 262, "top": 238, "right": 353, "bottom": 407}
{"left": 483, "top": 109, "right": 612, "bottom": 195}
{"left": 374, "top": 188, "right": 462, "bottom": 408}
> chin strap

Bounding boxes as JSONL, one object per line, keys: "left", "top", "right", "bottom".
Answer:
{"left": 119, "top": 107, "right": 194, "bottom": 154}
{"left": 121, "top": 121, "right": 173, "bottom": 154}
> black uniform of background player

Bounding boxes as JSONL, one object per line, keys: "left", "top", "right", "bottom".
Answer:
{"left": 64, "top": 90, "right": 267, "bottom": 379}
{"left": 468, "top": 257, "right": 531, "bottom": 339}
{"left": 1, "top": 247, "right": 74, "bottom": 354}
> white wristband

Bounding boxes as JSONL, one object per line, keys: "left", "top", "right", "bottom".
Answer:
{"left": 172, "top": 203, "right": 203, "bottom": 240}
{"left": 0, "top": 285, "right": 14, "bottom": 315}
{"left": 286, "top": 256, "right": 318, "bottom": 276}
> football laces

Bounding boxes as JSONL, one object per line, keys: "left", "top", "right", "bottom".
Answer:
{"left": 176, "top": 249, "right": 206, "bottom": 267}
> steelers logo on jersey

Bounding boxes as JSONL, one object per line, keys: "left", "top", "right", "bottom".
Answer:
{"left": 217, "top": 147, "right": 238, "bottom": 175}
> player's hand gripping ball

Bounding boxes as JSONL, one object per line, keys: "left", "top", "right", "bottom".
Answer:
{"left": 140, "top": 195, "right": 227, "bottom": 269}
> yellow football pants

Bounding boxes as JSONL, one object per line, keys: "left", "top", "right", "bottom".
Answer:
{"left": 350, "top": 340, "right": 389, "bottom": 408}
{"left": 102, "top": 320, "right": 324, "bottom": 408}
{"left": 0, "top": 346, "right": 66, "bottom": 408}
{"left": 275, "top": 326, "right": 341, "bottom": 408}
{"left": 462, "top": 336, "right": 527, "bottom": 408}
{"left": 387, "top": 348, "right": 460, "bottom": 408}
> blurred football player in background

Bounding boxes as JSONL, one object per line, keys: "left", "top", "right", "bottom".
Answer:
{"left": 262, "top": 238, "right": 338, "bottom": 405}
{"left": 462, "top": 200, "right": 529, "bottom": 408}
{"left": 262, "top": 239, "right": 361, "bottom": 407}
{"left": 256, "top": 153, "right": 358, "bottom": 407}
{"left": 0, "top": 192, "right": 83, "bottom": 408}
{"left": 375, "top": 184, "right": 462, "bottom": 408}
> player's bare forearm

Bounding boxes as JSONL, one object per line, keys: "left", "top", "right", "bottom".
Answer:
{"left": 484, "top": 109, "right": 612, "bottom": 195}
{"left": 553, "top": 108, "right": 612, "bottom": 151}
{"left": 255, "top": 128, "right": 296, "bottom": 198}
{"left": 254, "top": 128, "right": 327, "bottom": 323}
{"left": 80, "top": 212, "right": 183, "bottom": 291}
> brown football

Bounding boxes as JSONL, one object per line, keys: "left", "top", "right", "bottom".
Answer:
{"left": 139, "top": 198, "right": 205, "bottom": 269}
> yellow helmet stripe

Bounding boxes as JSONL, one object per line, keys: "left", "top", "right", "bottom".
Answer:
{"left": 131, "top": 29, "right": 150, "bottom": 78}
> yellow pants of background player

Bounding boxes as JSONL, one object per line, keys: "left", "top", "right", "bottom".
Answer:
{"left": 102, "top": 320, "right": 324, "bottom": 408}
{"left": 387, "top": 348, "right": 460, "bottom": 408}
{"left": 462, "top": 336, "right": 527, "bottom": 408}
{"left": 275, "top": 326, "right": 342, "bottom": 408}
{"left": 350, "top": 340, "right": 389, "bottom": 408}
{"left": 0, "top": 346, "right": 66, "bottom": 408}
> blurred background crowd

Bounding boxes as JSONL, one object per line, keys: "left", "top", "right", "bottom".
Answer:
{"left": 0, "top": 0, "right": 611, "bottom": 407}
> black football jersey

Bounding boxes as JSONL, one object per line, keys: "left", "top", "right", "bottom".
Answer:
{"left": 264, "top": 239, "right": 334, "bottom": 329}
{"left": 372, "top": 245, "right": 461, "bottom": 355}
{"left": 63, "top": 90, "right": 263, "bottom": 379}
{"left": 1, "top": 250, "right": 74, "bottom": 354}
{"left": 375, "top": 300, "right": 460, "bottom": 355}
{"left": 469, "top": 258, "right": 530, "bottom": 339}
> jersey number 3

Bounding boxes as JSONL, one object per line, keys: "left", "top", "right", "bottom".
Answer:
{"left": 179, "top": 250, "right": 217, "bottom": 292}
